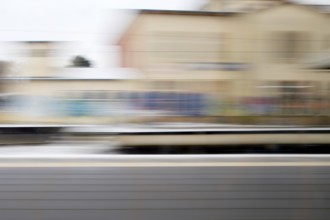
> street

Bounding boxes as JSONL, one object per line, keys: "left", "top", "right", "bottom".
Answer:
{"left": 0, "top": 155, "right": 328, "bottom": 220}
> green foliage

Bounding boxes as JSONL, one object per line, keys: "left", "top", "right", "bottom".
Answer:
{"left": 70, "top": 56, "right": 92, "bottom": 67}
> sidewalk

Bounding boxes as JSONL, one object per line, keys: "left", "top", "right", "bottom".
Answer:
{"left": 0, "top": 154, "right": 328, "bottom": 167}
{"left": 0, "top": 141, "right": 116, "bottom": 155}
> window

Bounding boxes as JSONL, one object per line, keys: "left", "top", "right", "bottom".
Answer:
{"left": 277, "top": 81, "right": 312, "bottom": 115}
{"left": 256, "top": 81, "right": 314, "bottom": 115}
{"left": 282, "top": 32, "right": 299, "bottom": 59}
{"left": 272, "top": 31, "right": 310, "bottom": 62}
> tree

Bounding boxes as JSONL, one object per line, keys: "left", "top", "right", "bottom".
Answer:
{"left": 69, "top": 55, "right": 92, "bottom": 67}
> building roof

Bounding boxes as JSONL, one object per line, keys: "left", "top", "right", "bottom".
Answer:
{"left": 139, "top": 1, "right": 329, "bottom": 16}
{"left": 116, "top": 1, "right": 329, "bottom": 45}
{"left": 139, "top": 9, "right": 237, "bottom": 16}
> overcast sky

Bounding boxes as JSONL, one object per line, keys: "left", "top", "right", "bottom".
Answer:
{"left": 0, "top": 0, "right": 328, "bottom": 68}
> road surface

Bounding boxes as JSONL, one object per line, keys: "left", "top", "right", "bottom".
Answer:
{"left": 0, "top": 155, "right": 328, "bottom": 220}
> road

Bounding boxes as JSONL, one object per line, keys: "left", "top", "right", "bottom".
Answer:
{"left": 0, "top": 155, "right": 328, "bottom": 220}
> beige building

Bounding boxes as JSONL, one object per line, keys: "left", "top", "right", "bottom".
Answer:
{"left": 117, "top": 0, "right": 330, "bottom": 125}
{"left": 2, "top": 41, "right": 141, "bottom": 124}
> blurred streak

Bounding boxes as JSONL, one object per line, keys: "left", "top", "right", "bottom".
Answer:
{"left": 0, "top": 0, "right": 328, "bottom": 147}
{"left": 0, "top": 1, "right": 328, "bottom": 219}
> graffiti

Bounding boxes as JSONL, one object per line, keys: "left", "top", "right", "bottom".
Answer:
{"left": 3, "top": 93, "right": 329, "bottom": 123}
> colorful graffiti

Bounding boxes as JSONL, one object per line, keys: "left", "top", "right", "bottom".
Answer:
{"left": 2, "top": 92, "right": 329, "bottom": 124}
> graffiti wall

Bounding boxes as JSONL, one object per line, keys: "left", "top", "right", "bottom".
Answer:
{"left": 2, "top": 91, "right": 329, "bottom": 124}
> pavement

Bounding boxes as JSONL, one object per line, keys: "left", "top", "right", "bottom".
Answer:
{"left": 0, "top": 141, "right": 116, "bottom": 155}
{"left": 0, "top": 123, "right": 327, "bottom": 218}
{"left": 0, "top": 154, "right": 329, "bottom": 167}
{"left": 0, "top": 155, "right": 328, "bottom": 219}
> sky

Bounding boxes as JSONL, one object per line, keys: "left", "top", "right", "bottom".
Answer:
{"left": 0, "top": 0, "right": 328, "bottom": 68}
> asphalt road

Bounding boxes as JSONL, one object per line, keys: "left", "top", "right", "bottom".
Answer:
{"left": 0, "top": 156, "right": 329, "bottom": 220}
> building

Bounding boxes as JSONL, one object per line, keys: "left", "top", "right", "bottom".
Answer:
{"left": 2, "top": 41, "right": 142, "bottom": 124}
{"left": 117, "top": 0, "right": 330, "bottom": 125}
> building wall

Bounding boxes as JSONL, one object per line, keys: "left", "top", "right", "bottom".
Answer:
{"left": 1, "top": 40, "right": 143, "bottom": 124}
{"left": 20, "top": 42, "right": 55, "bottom": 78}
{"left": 244, "top": 4, "right": 330, "bottom": 80}
{"left": 9, "top": 80, "right": 140, "bottom": 96}
{"left": 143, "top": 14, "right": 248, "bottom": 86}
{"left": 118, "top": 15, "right": 148, "bottom": 69}
{"left": 117, "top": 3, "right": 330, "bottom": 123}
